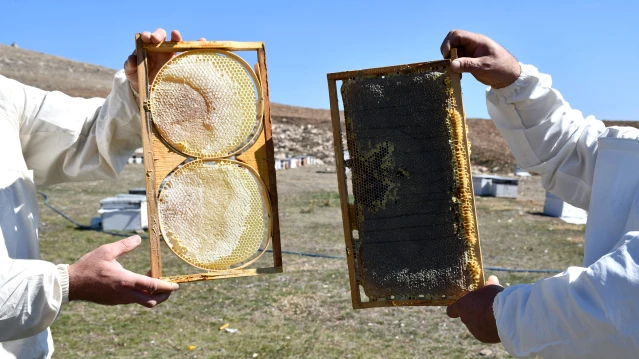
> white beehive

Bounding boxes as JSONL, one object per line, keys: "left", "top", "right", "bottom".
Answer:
{"left": 99, "top": 194, "right": 148, "bottom": 231}
{"left": 274, "top": 159, "right": 285, "bottom": 170}
{"left": 472, "top": 175, "right": 494, "bottom": 196}
{"left": 491, "top": 177, "right": 518, "bottom": 198}
{"left": 472, "top": 175, "right": 518, "bottom": 198}
{"left": 543, "top": 192, "right": 588, "bottom": 224}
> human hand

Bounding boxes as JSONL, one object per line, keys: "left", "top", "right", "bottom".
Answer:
{"left": 67, "top": 235, "right": 179, "bottom": 308}
{"left": 440, "top": 30, "right": 521, "bottom": 89}
{"left": 123, "top": 28, "right": 206, "bottom": 91}
{"left": 446, "top": 275, "right": 504, "bottom": 343}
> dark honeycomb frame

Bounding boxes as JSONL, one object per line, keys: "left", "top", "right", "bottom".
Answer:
{"left": 327, "top": 52, "right": 484, "bottom": 309}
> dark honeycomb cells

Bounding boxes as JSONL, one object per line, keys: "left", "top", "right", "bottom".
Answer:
{"left": 347, "top": 140, "right": 399, "bottom": 215}
{"left": 341, "top": 70, "right": 473, "bottom": 300}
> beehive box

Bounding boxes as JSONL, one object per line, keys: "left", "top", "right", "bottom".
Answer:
{"left": 544, "top": 191, "right": 588, "bottom": 223}
{"left": 472, "top": 175, "right": 519, "bottom": 198}
{"left": 491, "top": 177, "right": 518, "bottom": 198}
{"left": 472, "top": 175, "right": 494, "bottom": 196}
{"left": 99, "top": 194, "right": 148, "bottom": 231}
{"left": 327, "top": 53, "right": 484, "bottom": 308}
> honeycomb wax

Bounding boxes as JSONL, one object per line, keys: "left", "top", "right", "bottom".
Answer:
{"left": 150, "top": 50, "right": 262, "bottom": 158}
{"left": 341, "top": 69, "right": 480, "bottom": 301}
{"left": 158, "top": 160, "right": 270, "bottom": 270}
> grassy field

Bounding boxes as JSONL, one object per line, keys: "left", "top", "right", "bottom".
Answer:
{"left": 38, "top": 165, "right": 586, "bottom": 358}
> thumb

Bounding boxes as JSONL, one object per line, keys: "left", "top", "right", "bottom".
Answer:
{"left": 446, "top": 301, "right": 459, "bottom": 318}
{"left": 486, "top": 275, "right": 500, "bottom": 286}
{"left": 450, "top": 57, "right": 483, "bottom": 74}
{"left": 124, "top": 53, "right": 137, "bottom": 76}
{"left": 104, "top": 236, "right": 142, "bottom": 259}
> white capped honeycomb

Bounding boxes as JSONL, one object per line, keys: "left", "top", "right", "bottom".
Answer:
{"left": 150, "top": 49, "right": 263, "bottom": 158}
{"left": 158, "top": 160, "right": 270, "bottom": 270}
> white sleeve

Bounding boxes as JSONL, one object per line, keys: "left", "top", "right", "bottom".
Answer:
{"left": 0, "top": 70, "right": 139, "bottom": 341}
{"left": 486, "top": 64, "right": 639, "bottom": 210}
{"left": 17, "top": 70, "right": 141, "bottom": 186}
{"left": 493, "top": 231, "right": 639, "bottom": 358}
{"left": 0, "top": 261, "right": 68, "bottom": 341}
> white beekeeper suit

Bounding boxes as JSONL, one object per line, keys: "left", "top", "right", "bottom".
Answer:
{"left": 0, "top": 71, "right": 141, "bottom": 358}
{"left": 488, "top": 64, "right": 639, "bottom": 358}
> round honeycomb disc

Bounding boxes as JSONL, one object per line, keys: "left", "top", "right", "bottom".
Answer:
{"left": 149, "top": 50, "right": 263, "bottom": 158}
{"left": 158, "top": 160, "right": 271, "bottom": 270}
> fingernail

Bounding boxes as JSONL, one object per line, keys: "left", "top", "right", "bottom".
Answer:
{"left": 131, "top": 236, "right": 141, "bottom": 244}
{"left": 451, "top": 59, "right": 461, "bottom": 70}
{"left": 172, "top": 283, "right": 180, "bottom": 290}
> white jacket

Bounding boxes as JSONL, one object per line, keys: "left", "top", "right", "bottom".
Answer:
{"left": 488, "top": 64, "right": 639, "bottom": 358}
{"left": 0, "top": 71, "right": 141, "bottom": 358}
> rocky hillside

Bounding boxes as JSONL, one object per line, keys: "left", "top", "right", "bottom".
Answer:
{"left": 2, "top": 43, "right": 635, "bottom": 169}
{"left": 0, "top": 44, "right": 113, "bottom": 98}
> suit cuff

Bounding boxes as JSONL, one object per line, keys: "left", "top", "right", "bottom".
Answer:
{"left": 56, "top": 264, "right": 70, "bottom": 304}
{"left": 488, "top": 63, "right": 535, "bottom": 101}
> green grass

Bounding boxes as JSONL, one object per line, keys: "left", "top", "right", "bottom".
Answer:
{"left": 38, "top": 165, "right": 585, "bottom": 358}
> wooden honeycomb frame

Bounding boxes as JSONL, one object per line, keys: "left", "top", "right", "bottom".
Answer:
{"left": 135, "top": 35, "right": 282, "bottom": 283}
{"left": 327, "top": 50, "right": 484, "bottom": 309}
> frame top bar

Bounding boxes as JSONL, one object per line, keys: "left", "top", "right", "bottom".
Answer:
{"left": 140, "top": 38, "right": 264, "bottom": 52}
{"left": 327, "top": 59, "right": 451, "bottom": 81}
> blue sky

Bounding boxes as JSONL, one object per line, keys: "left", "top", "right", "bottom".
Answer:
{"left": 2, "top": 0, "right": 638, "bottom": 120}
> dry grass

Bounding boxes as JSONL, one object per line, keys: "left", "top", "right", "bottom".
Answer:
{"left": 38, "top": 165, "right": 585, "bottom": 358}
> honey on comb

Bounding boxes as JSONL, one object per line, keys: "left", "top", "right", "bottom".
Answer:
{"left": 158, "top": 160, "right": 270, "bottom": 270}
{"left": 150, "top": 50, "right": 263, "bottom": 158}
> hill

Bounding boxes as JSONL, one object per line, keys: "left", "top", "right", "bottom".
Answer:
{"left": 2, "top": 43, "right": 635, "bottom": 170}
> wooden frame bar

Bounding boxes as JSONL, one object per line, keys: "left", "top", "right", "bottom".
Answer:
{"left": 135, "top": 35, "right": 282, "bottom": 283}
{"left": 144, "top": 40, "right": 264, "bottom": 52}
{"left": 135, "top": 35, "right": 163, "bottom": 278}
{"left": 327, "top": 79, "right": 358, "bottom": 307}
{"left": 327, "top": 52, "right": 484, "bottom": 309}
